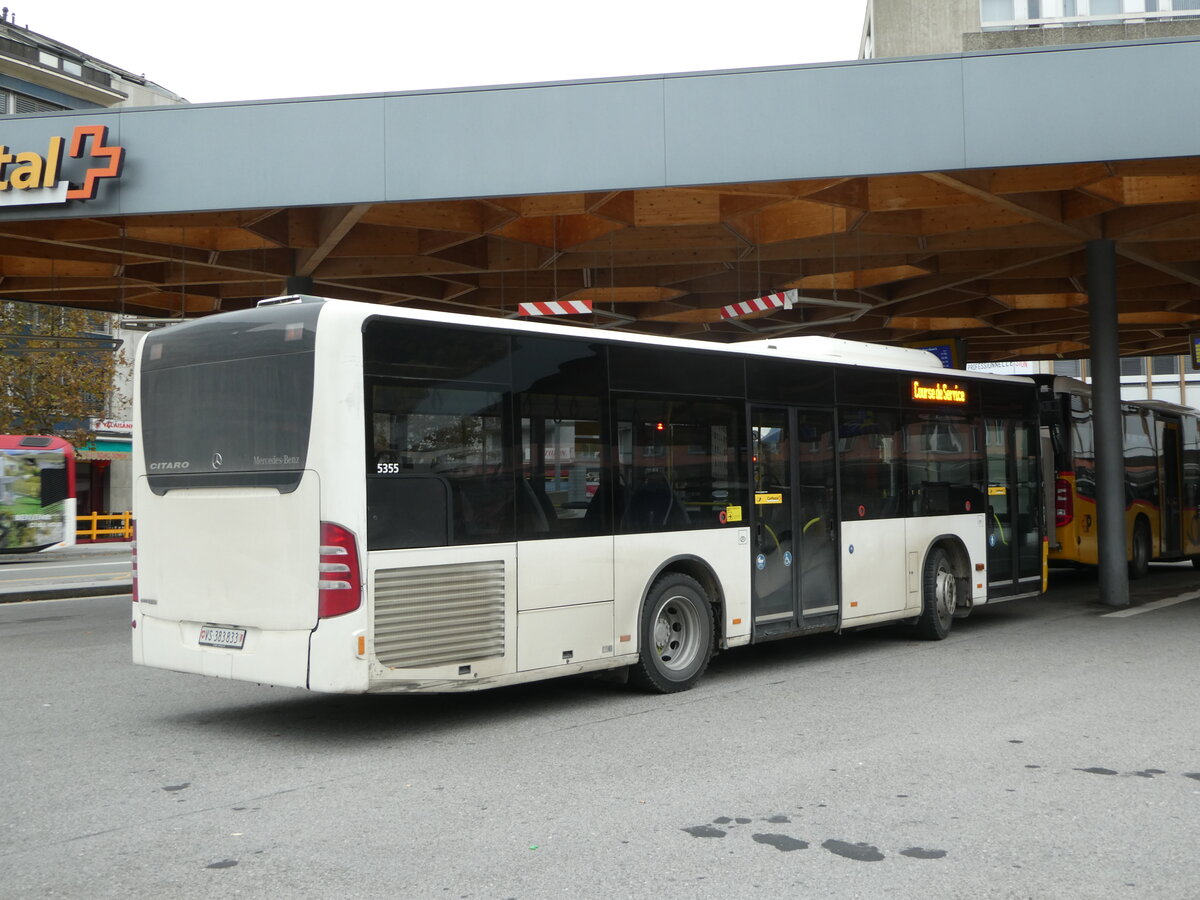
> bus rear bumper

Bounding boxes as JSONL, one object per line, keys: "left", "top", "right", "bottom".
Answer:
{"left": 136, "top": 612, "right": 311, "bottom": 689}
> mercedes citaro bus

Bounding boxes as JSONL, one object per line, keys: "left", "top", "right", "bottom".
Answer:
{"left": 132, "top": 296, "right": 1044, "bottom": 694}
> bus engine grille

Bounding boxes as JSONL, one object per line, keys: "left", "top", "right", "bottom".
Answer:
{"left": 372, "top": 560, "right": 506, "bottom": 669}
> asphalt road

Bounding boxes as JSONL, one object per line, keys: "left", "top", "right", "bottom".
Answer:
{"left": 1, "top": 567, "right": 1198, "bottom": 899}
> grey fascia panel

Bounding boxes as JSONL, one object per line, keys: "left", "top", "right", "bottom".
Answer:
{"left": 961, "top": 40, "right": 1200, "bottom": 168}
{"left": 115, "top": 97, "right": 387, "bottom": 214}
{"left": 662, "top": 58, "right": 968, "bottom": 185}
{"left": 3, "top": 40, "right": 1200, "bottom": 221}
{"left": 382, "top": 79, "right": 667, "bottom": 201}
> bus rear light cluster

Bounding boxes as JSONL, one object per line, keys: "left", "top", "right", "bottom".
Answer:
{"left": 318, "top": 522, "right": 362, "bottom": 619}
{"left": 1055, "top": 478, "right": 1073, "bottom": 527}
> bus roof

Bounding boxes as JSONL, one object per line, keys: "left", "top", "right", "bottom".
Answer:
{"left": 258, "top": 294, "right": 1034, "bottom": 385}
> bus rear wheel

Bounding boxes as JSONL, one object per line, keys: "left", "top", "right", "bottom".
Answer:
{"left": 914, "top": 547, "right": 956, "bottom": 641}
{"left": 631, "top": 573, "right": 714, "bottom": 693}
{"left": 1129, "top": 519, "right": 1151, "bottom": 580}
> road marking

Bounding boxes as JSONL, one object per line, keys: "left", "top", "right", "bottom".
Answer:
{"left": 1, "top": 573, "right": 130, "bottom": 585}
{"left": 1102, "top": 590, "right": 1200, "bottom": 618}
{"left": 1, "top": 562, "right": 130, "bottom": 577}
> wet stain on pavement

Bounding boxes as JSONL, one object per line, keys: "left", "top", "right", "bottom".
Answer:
{"left": 682, "top": 825, "right": 726, "bottom": 838}
{"left": 1075, "top": 767, "right": 1119, "bottom": 775}
{"left": 1184, "top": 773, "right": 1200, "bottom": 781}
{"left": 162, "top": 783, "right": 191, "bottom": 792}
{"left": 823, "top": 839, "right": 885, "bottom": 862}
{"left": 901, "top": 847, "right": 948, "bottom": 859}
{"left": 683, "top": 817, "right": 947, "bottom": 862}
{"left": 753, "top": 833, "right": 809, "bottom": 851}
{"left": 206, "top": 859, "right": 237, "bottom": 869}
{"left": 1132, "top": 769, "right": 1167, "bottom": 778}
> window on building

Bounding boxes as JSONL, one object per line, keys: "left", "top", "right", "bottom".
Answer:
{"left": 1120, "top": 357, "right": 1145, "bottom": 377}
{"left": 1151, "top": 355, "right": 1179, "bottom": 376}
{"left": 63, "top": 59, "right": 82, "bottom": 77}
{"left": 982, "top": 0, "right": 1016, "bottom": 25}
{"left": 1054, "top": 359, "right": 1083, "bottom": 376}
{"left": 5, "top": 91, "right": 65, "bottom": 115}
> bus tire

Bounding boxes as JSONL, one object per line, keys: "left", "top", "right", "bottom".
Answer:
{"left": 1129, "top": 519, "right": 1151, "bottom": 580}
{"left": 630, "top": 572, "right": 714, "bottom": 694}
{"left": 914, "top": 546, "right": 956, "bottom": 641}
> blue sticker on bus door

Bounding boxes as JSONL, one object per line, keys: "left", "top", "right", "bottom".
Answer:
{"left": 783, "top": 551, "right": 792, "bottom": 567}
{"left": 755, "top": 554, "right": 766, "bottom": 570}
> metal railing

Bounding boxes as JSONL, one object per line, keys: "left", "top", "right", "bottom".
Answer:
{"left": 77, "top": 511, "right": 133, "bottom": 542}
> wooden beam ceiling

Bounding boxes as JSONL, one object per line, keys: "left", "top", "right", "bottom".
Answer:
{"left": 4, "top": 156, "right": 1200, "bottom": 362}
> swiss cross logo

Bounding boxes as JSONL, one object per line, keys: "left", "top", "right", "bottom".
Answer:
{"left": 0, "top": 124, "right": 125, "bottom": 207}
{"left": 64, "top": 125, "right": 124, "bottom": 200}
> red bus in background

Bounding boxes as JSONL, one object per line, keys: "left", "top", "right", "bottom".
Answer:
{"left": 0, "top": 435, "right": 76, "bottom": 553}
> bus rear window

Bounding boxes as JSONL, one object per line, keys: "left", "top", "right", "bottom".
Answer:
{"left": 139, "top": 303, "right": 322, "bottom": 493}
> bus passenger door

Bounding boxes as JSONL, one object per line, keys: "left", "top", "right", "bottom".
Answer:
{"left": 985, "top": 417, "right": 1042, "bottom": 598}
{"left": 750, "top": 407, "right": 838, "bottom": 632}
{"left": 1159, "top": 419, "right": 1182, "bottom": 556}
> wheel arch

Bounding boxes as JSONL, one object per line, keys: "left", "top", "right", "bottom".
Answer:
{"left": 637, "top": 554, "right": 726, "bottom": 648}
{"left": 923, "top": 533, "right": 973, "bottom": 603}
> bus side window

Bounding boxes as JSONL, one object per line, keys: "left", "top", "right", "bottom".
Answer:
{"left": 839, "top": 408, "right": 903, "bottom": 520}
{"left": 367, "top": 382, "right": 513, "bottom": 548}
{"left": 366, "top": 475, "right": 451, "bottom": 550}
{"left": 615, "top": 396, "right": 746, "bottom": 533}
{"left": 518, "top": 396, "right": 607, "bottom": 539}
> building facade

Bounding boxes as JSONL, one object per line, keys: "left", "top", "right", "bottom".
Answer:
{"left": 0, "top": 14, "right": 181, "bottom": 522}
{"left": 861, "top": 0, "right": 1200, "bottom": 58}
{"left": 862, "top": 0, "right": 1200, "bottom": 404}
{"left": 0, "top": 10, "right": 185, "bottom": 115}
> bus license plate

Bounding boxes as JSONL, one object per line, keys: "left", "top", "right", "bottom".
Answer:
{"left": 198, "top": 625, "right": 246, "bottom": 649}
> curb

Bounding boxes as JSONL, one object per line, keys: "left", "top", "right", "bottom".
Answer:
{"left": 0, "top": 583, "right": 132, "bottom": 603}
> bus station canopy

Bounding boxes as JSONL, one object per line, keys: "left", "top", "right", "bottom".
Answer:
{"left": 3, "top": 37, "right": 1200, "bottom": 363}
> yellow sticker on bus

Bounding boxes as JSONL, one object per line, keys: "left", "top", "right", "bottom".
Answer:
{"left": 755, "top": 493, "right": 783, "bottom": 505}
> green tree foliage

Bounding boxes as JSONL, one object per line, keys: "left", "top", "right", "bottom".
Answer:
{"left": 0, "top": 301, "right": 122, "bottom": 448}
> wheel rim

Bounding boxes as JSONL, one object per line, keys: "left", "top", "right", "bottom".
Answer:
{"left": 652, "top": 593, "right": 702, "bottom": 673}
{"left": 934, "top": 564, "right": 956, "bottom": 624}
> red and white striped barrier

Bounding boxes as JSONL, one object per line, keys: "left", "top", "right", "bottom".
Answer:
{"left": 720, "top": 289, "right": 797, "bottom": 320}
{"left": 517, "top": 299, "right": 593, "bottom": 317}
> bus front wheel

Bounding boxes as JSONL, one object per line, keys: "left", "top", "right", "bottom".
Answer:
{"left": 914, "top": 547, "right": 956, "bottom": 641}
{"left": 631, "top": 572, "right": 714, "bottom": 693}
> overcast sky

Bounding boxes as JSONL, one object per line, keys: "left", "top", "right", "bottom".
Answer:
{"left": 19, "top": 0, "right": 868, "bottom": 103}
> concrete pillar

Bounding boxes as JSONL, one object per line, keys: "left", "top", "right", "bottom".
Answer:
{"left": 1087, "top": 239, "right": 1130, "bottom": 608}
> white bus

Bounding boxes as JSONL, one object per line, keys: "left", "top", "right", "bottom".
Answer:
{"left": 132, "top": 296, "right": 1044, "bottom": 694}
